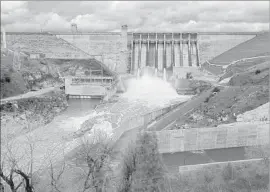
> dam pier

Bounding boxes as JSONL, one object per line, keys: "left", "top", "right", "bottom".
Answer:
{"left": 131, "top": 32, "right": 200, "bottom": 72}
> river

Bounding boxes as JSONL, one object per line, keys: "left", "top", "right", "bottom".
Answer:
{"left": 162, "top": 147, "right": 248, "bottom": 173}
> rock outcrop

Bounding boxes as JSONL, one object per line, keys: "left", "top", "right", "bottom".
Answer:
{"left": 1, "top": 89, "right": 68, "bottom": 142}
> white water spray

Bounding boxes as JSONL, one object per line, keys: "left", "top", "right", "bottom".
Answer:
{"left": 136, "top": 68, "right": 141, "bottom": 79}
{"left": 155, "top": 68, "right": 158, "bottom": 77}
{"left": 163, "top": 68, "right": 167, "bottom": 81}
{"left": 121, "top": 67, "right": 191, "bottom": 108}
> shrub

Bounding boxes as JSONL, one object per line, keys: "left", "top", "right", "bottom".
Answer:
{"left": 222, "top": 163, "right": 234, "bottom": 181}
{"left": 186, "top": 72, "right": 193, "bottom": 79}
{"left": 255, "top": 70, "right": 261, "bottom": 75}
{"left": 129, "top": 132, "right": 169, "bottom": 192}
{"left": 212, "top": 87, "right": 220, "bottom": 93}
{"left": 84, "top": 70, "right": 90, "bottom": 76}
{"left": 204, "top": 97, "right": 210, "bottom": 103}
{"left": 5, "top": 76, "right": 11, "bottom": 83}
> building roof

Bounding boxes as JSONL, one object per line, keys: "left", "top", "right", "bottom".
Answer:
{"left": 89, "top": 58, "right": 118, "bottom": 77}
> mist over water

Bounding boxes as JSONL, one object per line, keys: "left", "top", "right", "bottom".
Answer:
{"left": 121, "top": 68, "right": 190, "bottom": 108}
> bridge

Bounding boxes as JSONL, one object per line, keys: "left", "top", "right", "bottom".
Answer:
{"left": 61, "top": 58, "right": 118, "bottom": 99}
{"left": 65, "top": 75, "right": 117, "bottom": 99}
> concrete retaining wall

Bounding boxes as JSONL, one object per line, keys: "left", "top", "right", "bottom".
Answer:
{"left": 178, "top": 158, "right": 268, "bottom": 181}
{"left": 111, "top": 103, "right": 181, "bottom": 142}
{"left": 178, "top": 158, "right": 265, "bottom": 172}
{"left": 154, "top": 122, "right": 269, "bottom": 153}
{"left": 57, "top": 33, "right": 128, "bottom": 73}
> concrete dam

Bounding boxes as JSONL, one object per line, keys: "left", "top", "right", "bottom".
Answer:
{"left": 3, "top": 25, "right": 261, "bottom": 74}
{"left": 131, "top": 33, "right": 199, "bottom": 71}
{"left": 53, "top": 25, "right": 259, "bottom": 73}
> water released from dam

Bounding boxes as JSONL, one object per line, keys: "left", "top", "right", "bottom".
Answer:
{"left": 2, "top": 69, "right": 252, "bottom": 174}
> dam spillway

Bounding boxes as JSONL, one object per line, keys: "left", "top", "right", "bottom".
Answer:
{"left": 131, "top": 33, "right": 200, "bottom": 72}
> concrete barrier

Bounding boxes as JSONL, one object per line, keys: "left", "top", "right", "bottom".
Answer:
{"left": 178, "top": 158, "right": 267, "bottom": 179}
{"left": 154, "top": 122, "right": 269, "bottom": 153}
{"left": 111, "top": 102, "right": 181, "bottom": 143}
{"left": 179, "top": 158, "right": 265, "bottom": 172}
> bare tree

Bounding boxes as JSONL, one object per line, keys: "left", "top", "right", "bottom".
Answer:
{"left": 49, "top": 160, "right": 66, "bottom": 192}
{"left": 118, "top": 131, "right": 171, "bottom": 192}
{"left": 0, "top": 142, "right": 34, "bottom": 192}
{"left": 70, "top": 129, "right": 114, "bottom": 192}
{"left": 118, "top": 142, "right": 138, "bottom": 192}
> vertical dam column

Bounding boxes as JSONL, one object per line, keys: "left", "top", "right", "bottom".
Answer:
{"left": 155, "top": 33, "right": 158, "bottom": 69}
{"left": 149, "top": 41, "right": 155, "bottom": 67}
{"left": 131, "top": 32, "right": 199, "bottom": 73}
{"left": 196, "top": 41, "right": 200, "bottom": 66}
{"left": 180, "top": 34, "right": 183, "bottom": 67}
{"left": 134, "top": 42, "right": 139, "bottom": 71}
{"left": 188, "top": 34, "right": 192, "bottom": 67}
{"left": 172, "top": 34, "right": 175, "bottom": 68}
{"left": 182, "top": 42, "right": 189, "bottom": 67}
{"left": 163, "top": 34, "right": 167, "bottom": 69}
{"left": 158, "top": 41, "right": 164, "bottom": 71}
{"left": 141, "top": 42, "right": 147, "bottom": 68}
{"left": 166, "top": 42, "right": 172, "bottom": 68}
{"left": 1, "top": 27, "right": 7, "bottom": 49}
{"left": 174, "top": 42, "right": 180, "bottom": 67}
{"left": 191, "top": 43, "right": 197, "bottom": 67}
{"left": 147, "top": 34, "right": 150, "bottom": 67}
{"left": 139, "top": 34, "right": 142, "bottom": 68}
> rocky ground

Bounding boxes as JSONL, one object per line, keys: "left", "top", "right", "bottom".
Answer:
{"left": 1, "top": 51, "right": 63, "bottom": 98}
{"left": 170, "top": 55, "right": 269, "bottom": 130}
{"left": 1, "top": 89, "right": 68, "bottom": 143}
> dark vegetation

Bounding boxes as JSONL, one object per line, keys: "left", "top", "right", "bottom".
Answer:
{"left": 118, "top": 132, "right": 170, "bottom": 192}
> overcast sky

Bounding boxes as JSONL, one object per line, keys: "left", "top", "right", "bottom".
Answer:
{"left": 1, "top": 1, "right": 269, "bottom": 32}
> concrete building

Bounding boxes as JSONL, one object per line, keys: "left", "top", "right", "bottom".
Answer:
{"left": 64, "top": 58, "right": 118, "bottom": 100}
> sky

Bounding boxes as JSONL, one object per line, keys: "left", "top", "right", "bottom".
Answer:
{"left": 1, "top": 1, "right": 269, "bottom": 32}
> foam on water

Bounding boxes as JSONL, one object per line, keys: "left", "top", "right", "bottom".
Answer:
{"left": 85, "top": 121, "right": 113, "bottom": 143}
{"left": 121, "top": 69, "right": 190, "bottom": 108}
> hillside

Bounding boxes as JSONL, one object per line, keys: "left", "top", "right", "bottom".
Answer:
{"left": 1, "top": 53, "right": 28, "bottom": 98}
{"left": 211, "top": 32, "right": 270, "bottom": 64}
{"left": 219, "top": 56, "right": 270, "bottom": 82}
{"left": 201, "top": 32, "right": 270, "bottom": 76}
{"left": 170, "top": 33, "right": 270, "bottom": 129}
{"left": 5, "top": 33, "right": 90, "bottom": 59}
{"left": 228, "top": 61, "right": 269, "bottom": 86}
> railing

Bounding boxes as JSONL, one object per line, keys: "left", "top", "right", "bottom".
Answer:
{"left": 70, "top": 76, "right": 115, "bottom": 87}
{"left": 111, "top": 102, "right": 183, "bottom": 143}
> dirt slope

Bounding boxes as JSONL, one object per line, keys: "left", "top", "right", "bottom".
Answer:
{"left": 201, "top": 32, "right": 270, "bottom": 76}
{"left": 173, "top": 85, "right": 269, "bottom": 129}
{"left": 211, "top": 32, "right": 270, "bottom": 64}
{"left": 228, "top": 61, "right": 269, "bottom": 86}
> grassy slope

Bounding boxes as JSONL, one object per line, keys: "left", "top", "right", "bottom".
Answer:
{"left": 201, "top": 32, "right": 270, "bottom": 76}
{"left": 1, "top": 55, "right": 28, "bottom": 98}
{"left": 174, "top": 85, "right": 269, "bottom": 128}
{"left": 211, "top": 32, "right": 270, "bottom": 64}
{"left": 173, "top": 34, "right": 270, "bottom": 128}
{"left": 228, "top": 61, "right": 269, "bottom": 86}
{"left": 0, "top": 53, "right": 62, "bottom": 99}
{"left": 219, "top": 57, "right": 270, "bottom": 81}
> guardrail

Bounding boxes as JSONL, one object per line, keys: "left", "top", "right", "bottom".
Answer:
{"left": 110, "top": 102, "right": 183, "bottom": 143}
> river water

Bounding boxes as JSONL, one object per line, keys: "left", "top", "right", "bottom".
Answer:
{"left": 162, "top": 147, "right": 247, "bottom": 173}
{"left": 1, "top": 73, "right": 255, "bottom": 176}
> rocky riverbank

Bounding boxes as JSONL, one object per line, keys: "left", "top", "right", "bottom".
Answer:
{"left": 1, "top": 89, "right": 68, "bottom": 143}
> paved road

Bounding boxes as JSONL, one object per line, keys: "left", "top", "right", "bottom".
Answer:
{"left": 1, "top": 87, "right": 58, "bottom": 103}
{"left": 147, "top": 87, "right": 215, "bottom": 131}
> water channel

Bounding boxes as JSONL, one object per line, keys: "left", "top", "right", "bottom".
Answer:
{"left": 3, "top": 72, "right": 254, "bottom": 175}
